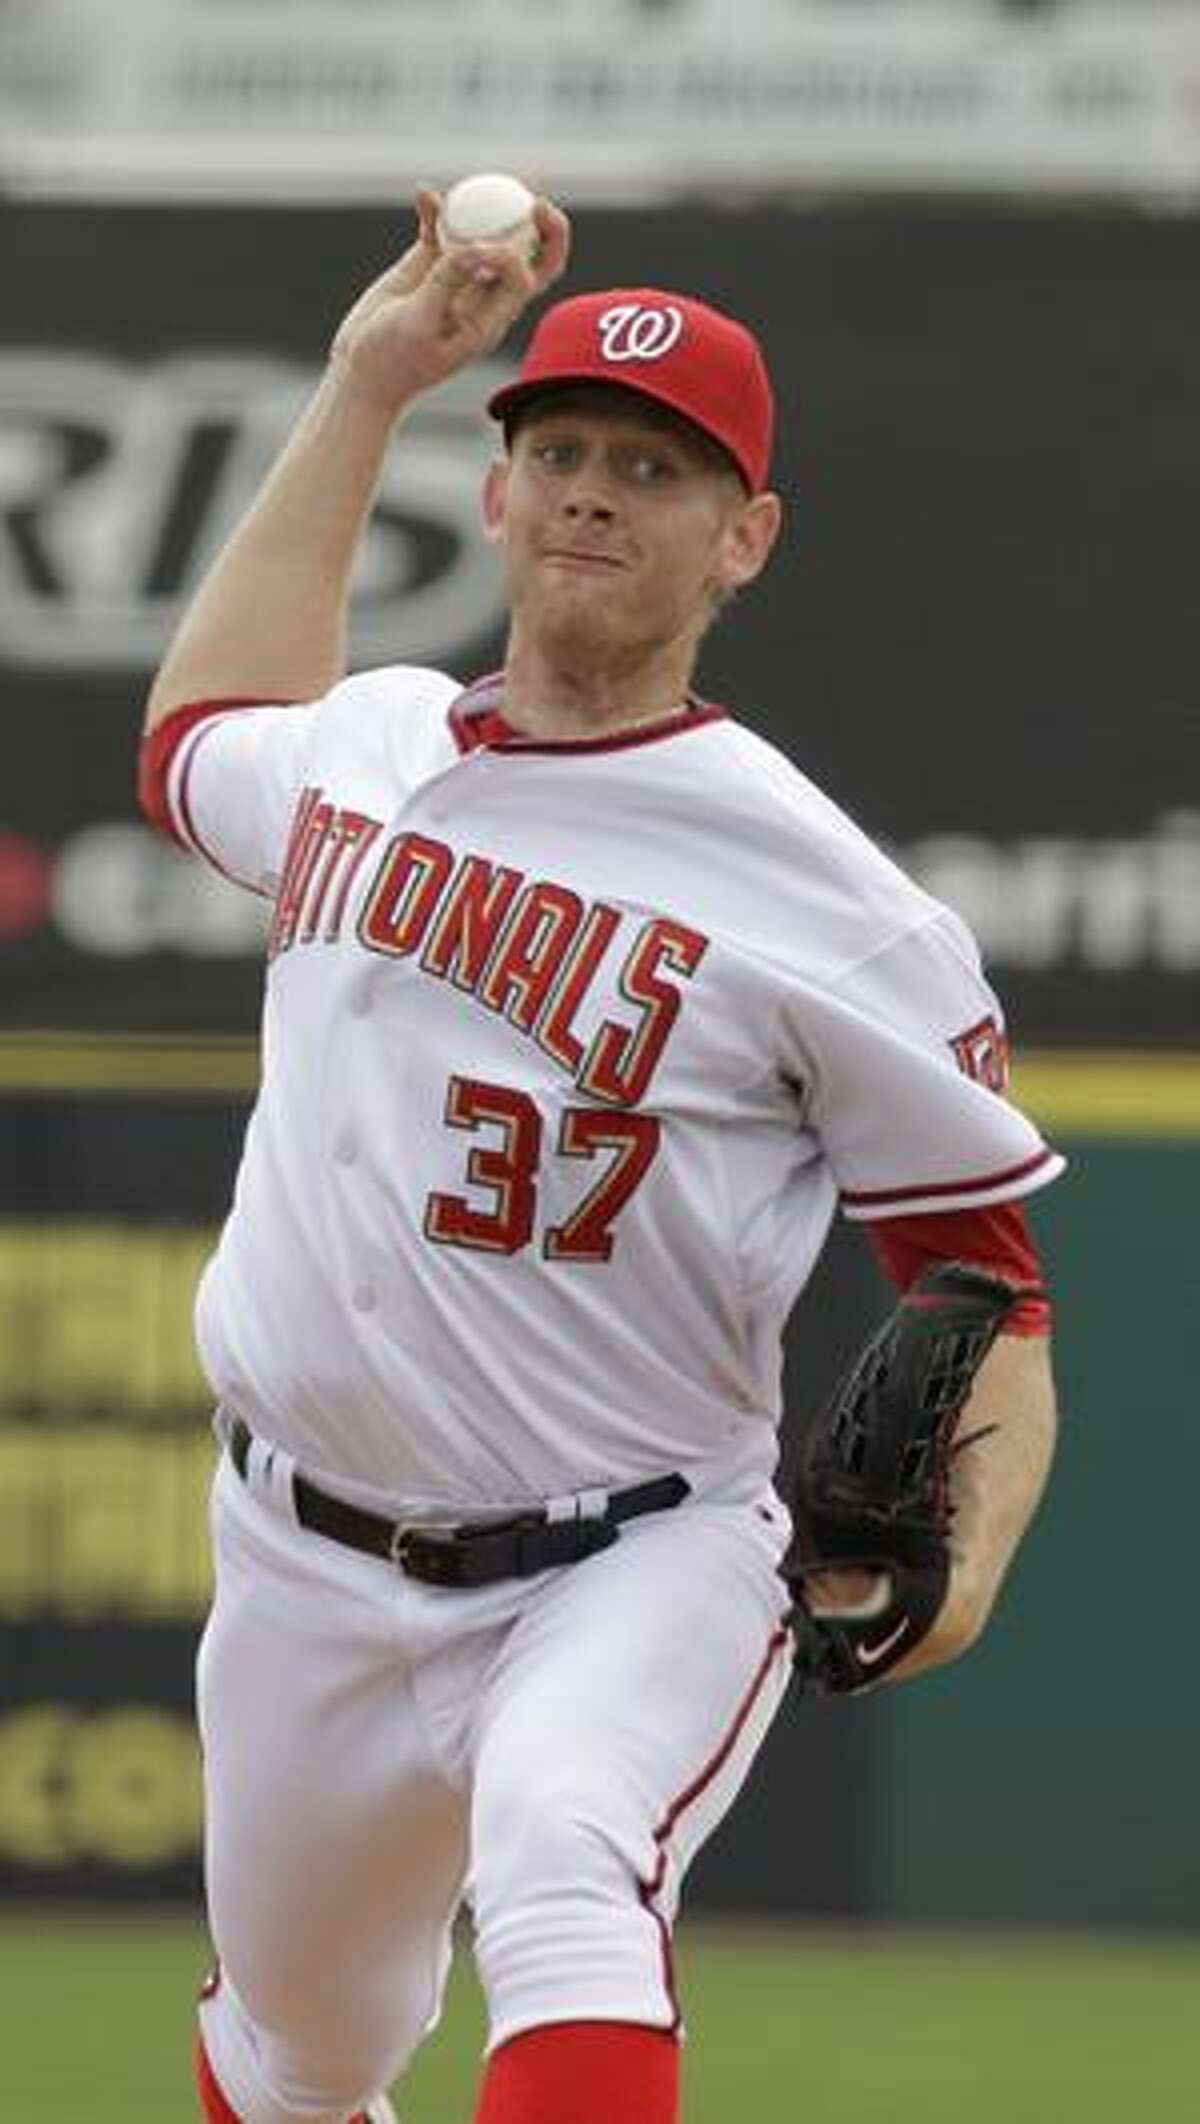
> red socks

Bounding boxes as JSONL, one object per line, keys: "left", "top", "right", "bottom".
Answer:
{"left": 474, "top": 2021, "right": 680, "bottom": 2124}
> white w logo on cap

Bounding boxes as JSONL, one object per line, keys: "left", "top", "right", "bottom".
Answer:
{"left": 596, "top": 304, "right": 685, "bottom": 363}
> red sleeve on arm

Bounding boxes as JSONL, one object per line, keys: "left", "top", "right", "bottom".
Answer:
{"left": 866, "top": 1199, "right": 1053, "bottom": 1335}
{"left": 137, "top": 697, "right": 286, "bottom": 845}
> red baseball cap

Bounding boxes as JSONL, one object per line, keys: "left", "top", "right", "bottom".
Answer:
{"left": 487, "top": 288, "right": 775, "bottom": 494}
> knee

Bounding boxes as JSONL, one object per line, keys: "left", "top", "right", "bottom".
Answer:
{"left": 473, "top": 1755, "right": 639, "bottom": 1919}
{"left": 470, "top": 1756, "right": 669, "bottom": 2043}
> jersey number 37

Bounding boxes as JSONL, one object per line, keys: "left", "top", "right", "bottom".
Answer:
{"left": 425, "top": 1076, "right": 660, "bottom": 1264}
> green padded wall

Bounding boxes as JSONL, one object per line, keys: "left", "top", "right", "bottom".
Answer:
{"left": 879, "top": 1137, "right": 1200, "bottom": 1924}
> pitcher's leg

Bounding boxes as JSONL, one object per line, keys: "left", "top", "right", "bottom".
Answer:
{"left": 469, "top": 1502, "right": 793, "bottom": 2060}
{"left": 196, "top": 1464, "right": 467, "bottom": 2122}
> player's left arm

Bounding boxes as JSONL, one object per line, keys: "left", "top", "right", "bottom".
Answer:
{"left": 802, "top": 1198, "right": 1059, "bottom": 1687}
{"left": 874, "top": 1198, "right": 1057, "bottom": 1683}
{"left": 888, "top": 1324, "right": 1057, "bottom": 1684}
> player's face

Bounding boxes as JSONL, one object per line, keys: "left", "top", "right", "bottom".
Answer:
{"left": 483, "top": 392, "right": 780, "bottom": 673}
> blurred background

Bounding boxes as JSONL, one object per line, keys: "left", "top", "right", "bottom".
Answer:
{"left": 1, "top": 0, "right": 1198, "bottom": 2115}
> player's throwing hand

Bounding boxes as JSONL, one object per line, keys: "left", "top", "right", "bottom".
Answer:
{"left": 330, "top": 186, "right": 571, "bottom": 412}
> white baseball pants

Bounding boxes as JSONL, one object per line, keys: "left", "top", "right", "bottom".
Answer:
{"left": 195, "top": 1452, "right": 794, "bottom": 2124}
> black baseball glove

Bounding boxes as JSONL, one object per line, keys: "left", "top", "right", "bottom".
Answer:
{"left": 783, "top": 1261, "right": 1030, "bottom": 1694}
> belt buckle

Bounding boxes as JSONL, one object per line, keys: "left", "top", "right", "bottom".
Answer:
{"left": 389, "top": 1519, "right": 434, "bottom": 1568}
{"left": 389, "top": 1512, "right": 540, "bottom": 1587}
{"left": 388, "top": 1519, "right": 463, "bottom": 1580}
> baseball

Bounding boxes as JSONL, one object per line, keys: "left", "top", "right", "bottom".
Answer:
{"left": 439, "top": 172, "right": 538, "bottom": 257}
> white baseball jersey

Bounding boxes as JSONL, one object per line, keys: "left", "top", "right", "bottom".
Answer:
{"left": 158, "top": 668, "right": 1062, "bottom": 1511}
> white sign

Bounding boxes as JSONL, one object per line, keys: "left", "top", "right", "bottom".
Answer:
{"left": 3, "top": 3, "right": 1200, "bottom": 202}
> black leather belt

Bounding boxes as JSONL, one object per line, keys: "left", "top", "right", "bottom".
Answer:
{"left": 227, "top": 1415, "right": 690, "bottom": 1588}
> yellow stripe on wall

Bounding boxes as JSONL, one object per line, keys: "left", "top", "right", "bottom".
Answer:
{"left": 1011, "top": 1051, "right": 1200, "bottom": 1137}
{"left": 0, "top": 1034, "right": 1199, "bottom": 1134}
{"left": 0, "top": 1032, "right": 260, "bottom": 1098}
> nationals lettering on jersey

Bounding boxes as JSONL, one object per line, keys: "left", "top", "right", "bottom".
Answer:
{"left": 268, "top": 786, "right": 708, "bottom": 1109}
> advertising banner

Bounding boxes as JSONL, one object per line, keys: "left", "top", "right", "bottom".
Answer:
{"left": 0, "top": 1197, "right": 213, "bottom": 1901}
{"left": 2, "top": 201, "right": 1196, "bottom": 1048}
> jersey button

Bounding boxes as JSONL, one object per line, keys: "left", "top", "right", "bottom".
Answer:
{"left": 351, "top": 1282, "right": 376, "bottom": 1314}
{"left": 335, "top": 1136, "right": 358, "bottom": 1166}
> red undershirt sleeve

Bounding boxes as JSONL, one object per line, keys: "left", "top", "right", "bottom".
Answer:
{"left": 865, "top": 1199, "right": 1052, "bottom": 1335}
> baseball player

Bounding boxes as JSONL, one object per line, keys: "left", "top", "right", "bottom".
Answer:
{"left": 138, "top": 189, "right": 1062, "bottom": 2124}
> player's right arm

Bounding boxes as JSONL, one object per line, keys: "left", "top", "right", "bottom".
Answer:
{"left": 142, "top": 189, "right": 569, "bottom": 733}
